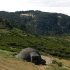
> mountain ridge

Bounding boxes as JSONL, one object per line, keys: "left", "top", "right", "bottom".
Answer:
{"left": 0, "top": 10, "right": 70, "bottom": 36}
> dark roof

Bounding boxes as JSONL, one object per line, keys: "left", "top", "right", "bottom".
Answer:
{"left": 15, "top": 48, "right": 41, "bottom": 60}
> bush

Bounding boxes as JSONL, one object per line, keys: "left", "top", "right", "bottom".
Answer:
{"left": 57, "top": 62, "right": 62, "bottom": 67}
{"left": 52, "top": 60, "right": 62, "bottom": 67}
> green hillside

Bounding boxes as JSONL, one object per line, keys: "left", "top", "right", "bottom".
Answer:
{"left": 0, "top": 11, "right": 70, "bottom": 35}
{"left": 0, "top": 11, "right": 70, "bottom": 59}
{"left": 0, "top": 49, "right": 70, "bottom": 70}
{"left": 0, "top": 28, "right": 70, "bottom": 59}
{"left": 0, "top": 18, "right": 12, "bottom": 29}
{"left": 0, "top": 10, "right": 70, "bottom": 70}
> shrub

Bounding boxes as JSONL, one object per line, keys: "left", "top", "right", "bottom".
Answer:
{"left": 52, "top": 60, "right": 62, "bottom": 67}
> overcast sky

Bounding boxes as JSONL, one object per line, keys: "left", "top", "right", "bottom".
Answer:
{"left": 0, "top": 0, "right": 70, "bottom": 16}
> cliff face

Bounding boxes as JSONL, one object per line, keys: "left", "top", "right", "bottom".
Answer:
{"left": 20, "top": 13, "right": 35, "bottom": 18}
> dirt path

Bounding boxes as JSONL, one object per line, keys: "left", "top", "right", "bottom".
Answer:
{"left": 36, "top": 55, "right": 53, "bottom": 70}
{"left": 41, "top": 55, "right": 53, "bottom": 65}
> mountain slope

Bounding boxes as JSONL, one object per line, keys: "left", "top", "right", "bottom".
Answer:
{"left": 0, "top": 11, "right": 70, "bottom": 58}
{"left": 0, "top": 49, "right": 70, "bottom": 70}
{"left": 0, "top": 18, "right": 12, "bottom": 29}
{"left": 0, "top": 27, "right": 70, "bottom": 58}
{"left": 0, "top": 11, "right": 70, "bottom": 35}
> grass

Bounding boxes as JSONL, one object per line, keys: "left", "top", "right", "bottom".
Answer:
{"left": 0, "top": 49, "right": 15, "bottom": 58}
{"left": 0, "top": 23, "right": 6, "bottom": 29}
{"left": 0, "top": 28, "right": 70, "bottom": 59}
{"left": 45, "top": 67, "right": 67, "bottom": 70}
{"left": 0, "top": 31, "right": 70, "bottom": 58}
{"left": 52, "top": 60, "right": 62, "bottom": 67}
{"left": 0, "top": 49, "right": 39, "bottom": 70}
{"left": 0, "top": 49, "right": 70, "bottom": 70}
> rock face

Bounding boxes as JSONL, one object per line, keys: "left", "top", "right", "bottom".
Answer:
{"left": 15, "top": 48, "right": 41, "bottom": 64}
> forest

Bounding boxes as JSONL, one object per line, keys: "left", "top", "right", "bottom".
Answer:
{"left": 0, "top": 10, "right": 70, "bottom": 36}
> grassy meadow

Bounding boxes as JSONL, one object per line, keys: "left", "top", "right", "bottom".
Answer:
{"left": 0, "top": 28, "right": 70, "bottom": 59}
{"left": 0, "top": 49, "right": 70, "bottom": 70}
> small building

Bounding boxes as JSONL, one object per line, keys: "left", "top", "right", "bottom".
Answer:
{"left": 15, "top": 48, "right": 42, "bottom": 64}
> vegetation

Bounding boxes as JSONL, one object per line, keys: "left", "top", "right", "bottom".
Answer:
{"left": 52, "top": 60, "right": 62, "bottom": 67}
{"left": 0, "top": 10, "right": 70, "bottom": 70}
{"left": 0, "top": 49, "right": 69, "bottom": 70}
{"left": 0, "top": 11, "right": 70, "bottom": 36}
{"left": 0, "top": 49, "right": 14, "bottom": 58}
{"left": 0, "top": 28, "right": 70, "bottom": 59}
{"left": 45, "top": 67, "right": 67, "bottom": 70}
{"left": 0, "top": 10, "right": 70, "bottom": 59}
